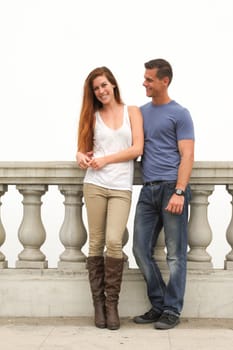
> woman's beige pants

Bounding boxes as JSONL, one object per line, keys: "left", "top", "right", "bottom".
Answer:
{"left": 83, "top": 183, "right": 132, "bottom": 259}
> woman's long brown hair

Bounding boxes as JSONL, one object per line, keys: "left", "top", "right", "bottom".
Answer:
{"left": 77, "top": 66, "right": 123, "bottom": 152}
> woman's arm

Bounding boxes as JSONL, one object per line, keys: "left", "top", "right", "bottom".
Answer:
{"left": 90, "top": 106, "right": 144, "bottom": 170}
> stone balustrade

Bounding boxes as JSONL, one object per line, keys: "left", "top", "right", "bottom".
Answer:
{"left": 0, "top": 161, "right": 233, "bottom": 318}
{"left": 0, "top": 161, "right": 233, "bottom": 270}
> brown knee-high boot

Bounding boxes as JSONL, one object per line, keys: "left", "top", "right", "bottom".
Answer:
{"left": 87, "top": 256, "right": 106, "bottom": 328}
{"left": 105, "top": 256, "right": 124, "bottom": 330}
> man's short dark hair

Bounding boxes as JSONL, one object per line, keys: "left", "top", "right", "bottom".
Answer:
{"left": 144, "top": 58, "right": 173, "bottom": 85}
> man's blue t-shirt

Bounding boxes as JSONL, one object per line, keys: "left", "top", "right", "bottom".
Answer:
{"left": 140, "top": 100, "right": 195, "bottom": 183}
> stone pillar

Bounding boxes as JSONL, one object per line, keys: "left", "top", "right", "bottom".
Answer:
{"left": 187, "top": 185, "right": 214, "bottom": 269}
{"left": 58, "top": 185, "right": 87, "bottom": 271}
{"left": 0, "top": 185, "right": 8, "bottom": 268}
{"left": 224, "top": 185, "right": 233, "bottom": 269}
{"left": 122, "top": 227, "right": 129, "bottom": 268}
{"left": 16, "top": 185, "right": 48, "bottom": 268}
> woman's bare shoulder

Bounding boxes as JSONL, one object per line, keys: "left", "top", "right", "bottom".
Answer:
{"left": 127, "top": 105, "right": 140, "bottom": 112}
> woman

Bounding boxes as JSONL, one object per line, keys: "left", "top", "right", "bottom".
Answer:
{"left": 76, "top": 66, "right": 143, "bottom": 330}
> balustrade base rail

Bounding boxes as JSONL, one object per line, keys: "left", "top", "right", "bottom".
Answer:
{"left": 0, "top": 267, "right": 233, "bottom": 319}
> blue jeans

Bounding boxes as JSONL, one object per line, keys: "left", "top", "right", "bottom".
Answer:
{"left": 133, "top": 182, "right": 191, "bottom": 315}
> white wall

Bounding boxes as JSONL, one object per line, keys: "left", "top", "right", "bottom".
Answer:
{"left": 0, "top": 0, "right": 233, "bottom": 268}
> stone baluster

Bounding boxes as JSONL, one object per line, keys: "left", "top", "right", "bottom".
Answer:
{"left": 224, "top": 185, "right": 233, "bottom": 269}
{"left": 122, "top": 227, "right": 129, "bottom": 267}
{"left": 0, "top": 185, "right": 8, "bottom": 268}
{"left": 58, "top": 185, "right": 87, "bottom": 271}
{"left": 187, "top": 185, "right": 214, "bottom": 269}
{"left": 16, "top": 185, "right": 48, "bottom": 268}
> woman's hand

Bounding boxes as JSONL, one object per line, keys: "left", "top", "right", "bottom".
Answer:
{"left": 89, "top": 157, "right": 108, "bottom": 170}
{"left": 76, "top": 151, "right": 93, "bottom": 169}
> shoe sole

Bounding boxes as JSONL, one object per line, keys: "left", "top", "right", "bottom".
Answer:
{"left": 133, "top": 319, "right": 157, "bottom": 324}
{"left": 133, "top": 317, "right": 161, "bottom": 324}
{"left": 154, "top": 319, "right": 180, "bottom": 330}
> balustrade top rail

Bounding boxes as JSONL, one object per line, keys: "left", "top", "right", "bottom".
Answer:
{"left": 1, "top": 161, "right": 233, "bottom": 185}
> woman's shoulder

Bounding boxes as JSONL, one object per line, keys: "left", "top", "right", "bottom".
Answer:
{"left": 127, "top": 105, "right": 140, "bottom": 113}
{"left": 126, "top": 105, "right": 143, "bottom": 121}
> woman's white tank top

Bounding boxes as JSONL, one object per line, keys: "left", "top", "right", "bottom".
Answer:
{"left": 84, "top": 105, "right": 134, "bottom": 191}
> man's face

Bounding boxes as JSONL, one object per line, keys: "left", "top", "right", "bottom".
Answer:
{"left": 143, "top": 68, "right": 166, "bottom": 98}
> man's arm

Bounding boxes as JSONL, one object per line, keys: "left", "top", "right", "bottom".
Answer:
{"left": 176, "top": 139, "right": 195, "bottom": 191}
{"left": 165, "top": 139, "right": 194, "bottom": 214}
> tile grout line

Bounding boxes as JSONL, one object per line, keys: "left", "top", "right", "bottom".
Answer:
{"left": 37, "top": 326, "right": 56, "bottom": 350}
{"left": 168, "top": 330, "right": 172, "bottom": 350}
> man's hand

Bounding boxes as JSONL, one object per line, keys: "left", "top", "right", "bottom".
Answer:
{"left": 165, "top": 194, "right": 184, "bottom": 214}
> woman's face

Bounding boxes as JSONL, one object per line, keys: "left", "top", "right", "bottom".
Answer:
{"left": 92, "top": 74, "right": 115, "bottom": 105}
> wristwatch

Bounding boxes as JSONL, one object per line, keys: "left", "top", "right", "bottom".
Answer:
{"left": 174, "top": 188, "right": 185, "bottom": 196}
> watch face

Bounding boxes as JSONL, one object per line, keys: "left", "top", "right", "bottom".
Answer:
{"left": 175, "top": 189, "right": 184, "bottom": 195}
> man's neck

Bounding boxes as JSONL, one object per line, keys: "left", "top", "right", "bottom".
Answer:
{"left": 152, "top": 96, "right": 172, "bottom": 105}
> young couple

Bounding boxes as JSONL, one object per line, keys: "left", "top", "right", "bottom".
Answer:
{"left": 76, "top": 59, "right": 195, "bottom": 331}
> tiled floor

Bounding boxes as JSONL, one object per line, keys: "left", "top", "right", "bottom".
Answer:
{"left": 0, "top": 317, "right": 232, "bottom": 350}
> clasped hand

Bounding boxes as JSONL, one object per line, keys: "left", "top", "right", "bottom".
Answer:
{"left": 76, "top": 151, "right": 106, "bottom": 170}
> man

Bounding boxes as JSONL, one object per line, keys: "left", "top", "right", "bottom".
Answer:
{"left": 133, "top": 59, "right": 195, "bottom": 330}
